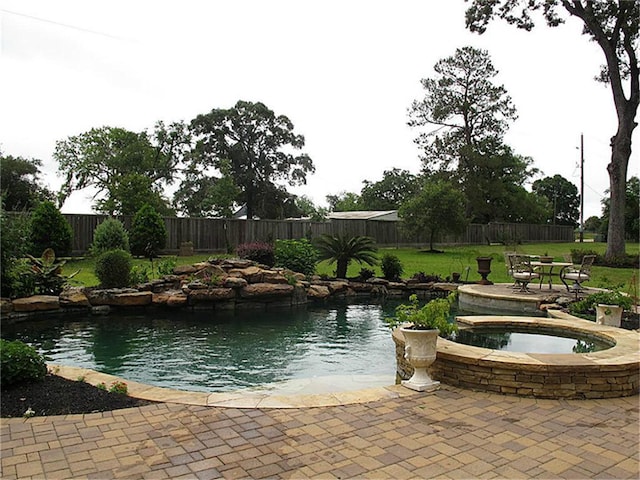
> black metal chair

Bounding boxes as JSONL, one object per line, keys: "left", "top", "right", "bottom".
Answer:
{"left": 560, "top": 254, "right": 596, "bottom": 294}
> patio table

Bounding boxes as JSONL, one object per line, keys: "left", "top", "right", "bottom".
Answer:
{"left": 531, "top": 261, "right": 573, "bottom": 290}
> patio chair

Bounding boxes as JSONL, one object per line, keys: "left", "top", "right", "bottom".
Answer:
{"left": 504, "top": 252, "right": 518, "bottom": 288}
{"left": 560, "top": 254, "right": 596, "bottom": 293}
{"left": 510, "top": 254, "right": 540, "bottom": 293}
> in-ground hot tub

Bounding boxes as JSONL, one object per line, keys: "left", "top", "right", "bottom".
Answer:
{"left": 393, "top": 314, "right": 639, "bottom": 399}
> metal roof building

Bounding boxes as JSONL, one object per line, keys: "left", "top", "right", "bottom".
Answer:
{"left": 327, "top": 211, "right": 398, "bottom": 222}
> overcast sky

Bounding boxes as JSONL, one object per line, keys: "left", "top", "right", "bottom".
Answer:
{"left": 1, "top": 0, "right": 637, "bottom": 220}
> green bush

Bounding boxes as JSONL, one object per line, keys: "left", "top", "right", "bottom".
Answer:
{"left": 358, "top": 267, "right": 376, "bottom": 281}
{"left": 569, "top": 290, "right": 633, "bottom": 316}
{"left": 90, "top": 218, "right": 129, "bottom": 255}
{"left": 129, "top": 205, "right": 166, "bottom": 257}
{"left": 237, "top": 242, "right": 275, "bottom": 267}
{"left": 29, "top": 201, "right": 73, "bottom": 257}
{"left": 95, "top": 249, "right": 132, "bottom": 288}
{"left": 0, "top": 339, "right": 47, "bottom": 387}
{"left": 381, "top": 253, "right": 404, "bottom": 281}
{"left": 129, "top": 264, "right": 150, "bottom": 285}
{"left": 274, "top": 239, "right": 317, "bottom": 277}
{"left": 1, "top": 207, "right": 31, "bottom": 297}
{"left": 157, "top": 257, "right": 177, "bottom": 276}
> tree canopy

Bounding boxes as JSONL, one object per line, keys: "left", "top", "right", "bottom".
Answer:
{"left": 359, "top": 168, "right": 420, "bottom": 210}
{"left": 54, "top": 123, "right": 189, "bottom": 215}
{"left": 532, "top": 174, "right": 580, "bottom": 226}
{"left": 189, "top": 101, "right": 314, "bottom": 219}
{"left": 173, "top": 159, "right": 240, "bottom": 218}
{"left": 0, "top": 154, "right": 54, "bottom": 211}
{"left": 408, "top": 46, "right": 517, "bottom": 175}
{"left": 465, "top": 0, "right": 639, "bottom": 260}
{"left": 408, "top": 47, "right": 543, "bottom": 222}
{"left": 325, "top": 192, "right": 361, "bottom": 212}
{"left": 398, "top": 180, "right": 468, "bottom": 251}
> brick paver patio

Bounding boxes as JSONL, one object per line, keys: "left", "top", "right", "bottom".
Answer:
{"left": 2, "top": 386, "right": 638, "bottom": 479}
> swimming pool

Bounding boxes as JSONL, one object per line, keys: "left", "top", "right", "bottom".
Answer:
{"left": 2, "top": 303, "right": 397, "bottom": 392}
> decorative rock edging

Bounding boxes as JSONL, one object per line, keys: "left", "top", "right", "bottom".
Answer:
{"left": 392, "top": 314, "right": 640, "bottom": 399}
{"left": 0, "top": 258, "right": 457, "bottom": 322}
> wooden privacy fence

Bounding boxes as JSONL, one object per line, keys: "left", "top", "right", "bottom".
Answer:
{"left": 59, "top": 214, "right": 575, "bottom": 255}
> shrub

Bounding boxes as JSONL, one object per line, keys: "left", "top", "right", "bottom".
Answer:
{"left": 29, "top": 201, "right": 73, "bottom": 257}
{"left": 313, "top": 234, "right": 378, "bottom": 279}
{"left": 274, "top": 239, "right": 317, "bottom": 276}
{"left": 95, "top": 249, "right": 132, "bottom": 288}
{"left": 90, "top": 218, "right": 129, "bottom": 255}
{"left": 157, "top": 257, "right": 177, "bottom": 276}
{"left": 237, "top": 241, "right": 275, "bottom": 267}
{"left": 411, "top": 272, "right": 444, "bottom": 283}
{"left": 569, "top": 290, "right": 633, "bottom": 316}
{"left": 1, "top": 208, "right": 31, "bottom": 297}
{"left": 129, "top": 264, "right": 150, "bottom": 285}
{"left": 381, "top": 253, "right": 404, "bottom": 281}
{"left": 570, "top": 249, "right": 602, "bottom": 264}
{"left": 358, "top": 267, "right": 376, "bottom": 281}
{"left": 25, "top": 248, "right": 69, "bottom": 296}
{"left": 0, "top": 339, "right": 47, "bottom": 387}
{"left": 129, "top": 205, "right": 166, "bottom": 257}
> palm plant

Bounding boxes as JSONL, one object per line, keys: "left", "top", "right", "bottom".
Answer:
{"left": 313, "top": 234, "right": 378, "bottom": 279}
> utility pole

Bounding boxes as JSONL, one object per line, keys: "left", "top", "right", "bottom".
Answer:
{"left": 580, "top": 133, "right": 584, "bottom": 243}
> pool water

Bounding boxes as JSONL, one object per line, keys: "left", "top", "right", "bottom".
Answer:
{"left": 452, "top": 327, "right": 613, "bottom": 354}
{"left": 2, "top": 303, "right": 397, "bottom": 392}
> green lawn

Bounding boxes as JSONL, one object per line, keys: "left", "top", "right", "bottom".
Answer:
{"left": 63, "top": 241, "right": 639, "bottom": 295}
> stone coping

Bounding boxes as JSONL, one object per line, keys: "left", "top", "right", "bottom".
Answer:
{"left": 440, "top": 314, "right": 639, "bottom": 368}
{"left": 392, "top": 313, "right": 639, "bottom": 370}
{"left": 50, "top": 364, "right": 418, "bottom": 409}
{"left": 392, "top": 312, "right": 639, "bottom": 398}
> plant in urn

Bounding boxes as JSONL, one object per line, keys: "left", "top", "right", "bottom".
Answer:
{"left": 387, "top": 293, "right": 458, "bottom": 392}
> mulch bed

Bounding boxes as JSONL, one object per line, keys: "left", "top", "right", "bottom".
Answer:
{"left": 1, "top": 374, "right": 156, "bottom": 418}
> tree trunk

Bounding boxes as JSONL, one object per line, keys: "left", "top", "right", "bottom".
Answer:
{"left": 605, "top": 122, "right": 633, "bottom": 260}
{"left": 245, "top": 187, "right": 254, "bottom": 220}
{"left": 336, "top": 260, "right": 348, "bottom": 279}
{"left": 561, "top": 1, "right": 638, "bottom": 260}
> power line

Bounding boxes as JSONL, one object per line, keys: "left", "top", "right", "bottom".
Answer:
{"left": 1, "top": 8, "right": 128, "bottom": 41}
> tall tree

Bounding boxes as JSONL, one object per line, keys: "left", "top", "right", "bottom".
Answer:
{"left": 466, "top": 0, "right": 639, "bottom": 260}
{"left": 399, "top": 180, "right": 468, "bottom": 251}
{"left": 359, "top": 168, "right": 421, "bottom": 210}
{"left": 462, "top": 140, "right": 542, "bottom": 222}
{"left": 408, "top": 46, "right": 522, "bottom": 219}
{"left": 408, "top": 46, "right": 517, "bottom": 174}
{"left": 189, "top": 101, "right": 314, "bottom": 219}
{"left": 173, "top": 159, "right": 240, "bottom": 218}
{"left": 0, "top": 154, "right": 54, "bottom": 211}
{"left": 532, "top": 174, "right": 580, "bottom": 226}
{"left": 55, "top": 122, "right": 190, "bottom": 215}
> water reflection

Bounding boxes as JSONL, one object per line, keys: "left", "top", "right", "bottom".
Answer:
{"left": 452, "top": 327, "right": 609, "bottom": 354}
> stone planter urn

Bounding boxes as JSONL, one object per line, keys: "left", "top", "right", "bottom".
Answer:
{"left": 399, "top": 327, "right": 440, "bottom": 392}
{"left": 596, "top": 304, "right": 624, "bottom": 327}
{"left": 476, "top": 257, "right": 493, "bottom": 285}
